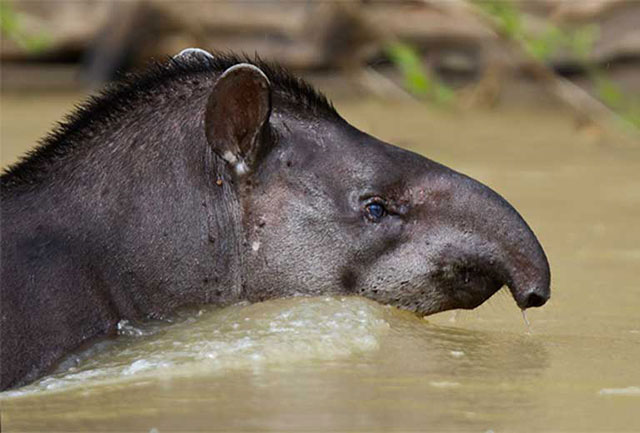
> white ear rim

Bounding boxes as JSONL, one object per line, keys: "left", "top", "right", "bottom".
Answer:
{"left": 219, "top": 63, "right": 270, "bottom": 86}
{"left": 173, "top": 48, "right": 214, "bottom": 60}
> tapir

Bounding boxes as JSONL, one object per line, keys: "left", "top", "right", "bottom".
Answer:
{"left": 0, "top": 50, "right": 550, "bottom": 390}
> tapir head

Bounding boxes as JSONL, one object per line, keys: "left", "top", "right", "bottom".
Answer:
{"left": 204, "top": 60, "right": 550, "bottom": 316}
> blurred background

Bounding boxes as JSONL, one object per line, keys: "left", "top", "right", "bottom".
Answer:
{"left": 2, "top": 1, "right": 639, "bottom": 432}
{"left": 2, "top": 0, "right": 640, "bottom": 142}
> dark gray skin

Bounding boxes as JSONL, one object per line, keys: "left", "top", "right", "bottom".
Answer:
{"left": 0, "top": 51, "right": 550, "bottom": 391}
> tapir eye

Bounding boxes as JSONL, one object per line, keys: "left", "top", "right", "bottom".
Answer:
{"left": 364, "top": 201, "right": 387, "bottom": 222}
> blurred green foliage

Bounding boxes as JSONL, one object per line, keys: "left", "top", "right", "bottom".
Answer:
{"left": 385, "top": 41, "right": 455, "bottom": 105}
{"left": 386, "top": 2, "right": 639, "bottom": 128}
{"left": 476, "top": 0, "right": 639, "bottom": 129}
{"left": 0, "top": 1, "right": 49, "bottom": 53}
{"left": 476, "top": 0, "right": 599, "bottom": 62}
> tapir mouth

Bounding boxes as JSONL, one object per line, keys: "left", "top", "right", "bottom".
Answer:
{"left": 425, "top": 225, "right": 551, "bottom": 313}
{"left": 454, "top": 269, "right": 505, "bottom": 310}
{"left": 455, "top": 265, "right": 550, "bottom": 312}
{"left": 427, "top": 262, "right": 506, "bottom": 312}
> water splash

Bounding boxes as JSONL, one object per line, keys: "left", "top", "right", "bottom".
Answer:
{"left": 2, "top": 296, "right": 391, "bottom": 397}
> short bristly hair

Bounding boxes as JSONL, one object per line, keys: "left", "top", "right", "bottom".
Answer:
{"left": 1, "top": 52, "right": 338, "bottom": 189}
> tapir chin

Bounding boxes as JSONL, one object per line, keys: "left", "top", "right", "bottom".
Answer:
{"left": 0, "top": 50, "right": 550, "bottom": 390}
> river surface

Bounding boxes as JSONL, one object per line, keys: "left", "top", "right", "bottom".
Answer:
{"left": 1, "top": 92, "right": 639, "bottom": 432}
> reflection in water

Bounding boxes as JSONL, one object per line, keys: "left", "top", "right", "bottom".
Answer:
{"left": 1, "top": 95, "right": 639, "bottom": 432}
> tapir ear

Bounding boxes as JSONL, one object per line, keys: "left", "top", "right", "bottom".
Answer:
{"left": 205, "top": 63, "right": 272, "bottom": 176}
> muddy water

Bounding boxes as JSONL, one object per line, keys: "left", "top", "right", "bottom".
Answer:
{"left": 1, "top": 92, "right": 639, "bottom": 432}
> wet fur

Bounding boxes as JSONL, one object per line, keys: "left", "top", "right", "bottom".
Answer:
{"left": 1, "top": 53, "right": 337, "bottom": 189}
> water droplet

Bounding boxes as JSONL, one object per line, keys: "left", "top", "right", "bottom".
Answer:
{"left": 521, "top": 309, "right": 532, "bottom": 334}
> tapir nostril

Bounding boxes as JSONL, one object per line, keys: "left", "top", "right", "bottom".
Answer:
{"left": 523, "top": 291, "right": 548, "bottom": 308}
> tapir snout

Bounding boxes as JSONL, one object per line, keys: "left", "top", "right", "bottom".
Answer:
{"left": 406, "top": 161, "right": 551, "bottom": 313}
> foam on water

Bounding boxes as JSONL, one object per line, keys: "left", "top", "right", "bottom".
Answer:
{"left": 598, "top": 386, "right": 640, "bottom": 396}
{"left": 2, "top": 296, "right": 391, "bottom": 398}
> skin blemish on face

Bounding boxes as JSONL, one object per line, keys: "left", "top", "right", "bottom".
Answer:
{"left": 404, "top": 188, "right": 428, "bottom": 206}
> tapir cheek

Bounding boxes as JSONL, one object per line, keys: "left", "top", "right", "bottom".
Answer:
{"left": 370, "top": 216, "right": 405, "bottom": 239}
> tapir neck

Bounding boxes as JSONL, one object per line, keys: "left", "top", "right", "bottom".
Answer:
{"left": 1, "top": 92, "right": 246, "bottom": 320}
{"left": 0, "top": 86, "right": 247, "bottom": 389}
